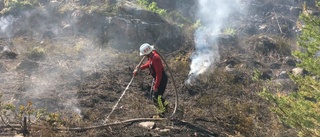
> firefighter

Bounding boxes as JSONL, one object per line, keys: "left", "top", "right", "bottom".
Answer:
{"left": 133, "top": 43, "right": 168, "bottom": 118}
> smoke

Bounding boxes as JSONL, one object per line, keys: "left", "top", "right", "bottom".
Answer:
{"left": 0, "top": 16, "right": 13, "bottom": 31}
{"left": 186, "top": 0, "right": 243, "bottom": 84}
{"left": 0, "top": 5, "right": 111, "bottom": 116}
{"left": 0, "top": 15, "right": 14, "bottom": 38}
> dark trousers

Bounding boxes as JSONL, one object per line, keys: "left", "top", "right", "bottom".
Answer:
{"left": 153, "top": 71, "right": 168, "bottom": 107}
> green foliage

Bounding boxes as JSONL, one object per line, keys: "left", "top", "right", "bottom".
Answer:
{"left": 147, "top": 2, "right": 166, "bottom": 17}
{"left": 137, "top": 0, "right": 198, "bottom": 37}
{"left": 2, "top": 104, "right": 15, "bottom": 110}
{"left": 0, "top": 0, "right": 38, "bottom": 15}
{"left": 84, "top": 4, "right": 118, "bottom": 15}
{"left": 58, "top": 2, "right": 118, "bottom": 15}
{"left": 138, "top": 0, "right": 149, "bottom": 7}
{"left": 184, "top": 19, "right": 201, "bottom": 36}
{"left": 274, "top": 37, "right": 292, "bottom": 56}
{"left": 137, "top": 0, "right": 166, "bottom": 17}
{"left": 0, "top": 100, "right": 77, "bottom": 136}
{"left": 294, "top": 4, "right": 320, "bottom": 75}
{"left": 169, "top": 53, "right": 189, "bottom": 77}
{"left": 191, "top": 20, "right": 201, "bottom": 30}
{"left": 252, "top": 68, "right": 262, "bottom": 81}
{"left": 167, "top": 11, "right": 192, "bottom": 25}
{"left": 223, "top": 27, "right": 236, "bottom": 36}
{"left": 28, "top": 46, "right": 46, "bottom": 60}
{"left": 260, "top": 2, "right": 320, "bottom": 136}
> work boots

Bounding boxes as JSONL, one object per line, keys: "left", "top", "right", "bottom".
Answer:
{"left": 155, "top": 95, "right": 169, "bottom": 117}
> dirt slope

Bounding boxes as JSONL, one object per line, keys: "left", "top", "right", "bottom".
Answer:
{"left": 0, "top": 0, "right": 314, "bottom": 136}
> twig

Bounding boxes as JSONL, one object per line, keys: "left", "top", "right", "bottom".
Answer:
{"left": 273, "top": 8, "right": 283, "bottom": 34}
{"left": 0, "top": 115, "right": 17, "bottom": 131}
{"left": 0, "top": 124, "right": 20, "bottom": 130}
{"left": 0, "top": 114, "right": 9, "bottom": 125}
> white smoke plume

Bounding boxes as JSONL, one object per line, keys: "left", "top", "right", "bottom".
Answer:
{"left": 186, "top": 0, "right": 243, "bottom": 84}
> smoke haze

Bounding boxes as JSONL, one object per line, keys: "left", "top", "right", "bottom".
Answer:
{"left": 186, "top": 0, "right": 244, "bottom": 84}
{"left": 0, "top": 6, "right": 114, "bottom": 115}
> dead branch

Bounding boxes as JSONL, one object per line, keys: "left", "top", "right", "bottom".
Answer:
{"left": 273, "top": 8, "right": 283, "bottom": 34}
{"left": 55, "top": 117, "right": 165, "bottom": 131}
{"left": 0, "top": 124, "right": 20, "bottom": 130}
{"left": 0, "top": 114, "right": 10, "bottom": 125}
{"left": 0, "top": 115, "right": 18, "bottom": 131}
{"left": 0, "top": 117, "right": 220, "bottom": 137}
{"left": 56, "top": 118, "right": 219, "bottom": 137}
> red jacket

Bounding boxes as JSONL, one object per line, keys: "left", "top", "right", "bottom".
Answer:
{"left": 140, "top": 51, "right": 164, "bottom": 90}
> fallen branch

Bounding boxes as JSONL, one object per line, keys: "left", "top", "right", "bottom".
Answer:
{"left": 0, "top": 117, "right": 219, "bottom": 137}
{"left": 55, "top": 118, "right": 219, "bottom": 137}
{"left": 0, "top": 115, "right": 19, "bottom": 131}
{"left": 55, "top": 117, "right": 165, "bottom": 131}
{"left": 0, "top": 124, "right": 20, "bottom": 130}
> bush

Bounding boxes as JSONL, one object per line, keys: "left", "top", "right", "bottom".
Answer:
{"left": 0, "top": 0, "right": 37, "bottom": 15}
{"left": 28, "top": 47, "right": 46, "bottom": 60}
{"left": 260, "top": 2, "right": 320, "bottom": 136}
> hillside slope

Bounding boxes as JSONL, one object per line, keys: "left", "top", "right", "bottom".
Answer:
{"left": 0, "top": 0, "right": 315, "bottom": 136}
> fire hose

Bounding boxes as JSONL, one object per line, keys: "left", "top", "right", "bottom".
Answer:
{"left": 106, "top": 47, "right": 179, "bottom": 120}
{"left": 106, "top": 56, "right": 146, "bottom": 120}
{"left": 155, "top": 48, "right": 179, "bottom": 118}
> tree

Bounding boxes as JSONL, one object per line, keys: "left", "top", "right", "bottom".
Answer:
{"left": 260, "top": 2, "right": 320, "bottom": 137}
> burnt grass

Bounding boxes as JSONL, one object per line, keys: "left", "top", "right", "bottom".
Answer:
{"left": 0, "top": 1, "right": 306, "bottom": 136}
{"left": 0, "top": 34, "right": 299, "bottom": 137}
{"left": 64, "top": 35, "right": 298, "bottom": 137}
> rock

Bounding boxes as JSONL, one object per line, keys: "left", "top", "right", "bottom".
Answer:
{"left": 252, "top": 61, "right": 265, "bottom": 68}
{"left": 14, "top": 134, "right": 24, "bottom": 137}
{"left": 0, "top": 62, "right": 7, "bottom": 73}
{"left": 270, "top": 63, "right": 282, "bottom": 69}
{"left": 292, "top": 67, "right": 304, "bottom": 76}
{"left": 0, "top": 1, "right": 4, "bottom": 12}
{"left": 316, "top": 51, "right": 320, "bottom": 57}
{"left": 278, "top": 71, "right": 289, "bottom": 79}
{"left": 16, "top": 59, "right": 39, "bottom": 71}
{"left": 269, "top": 79, "right": 297, "bottom": 92}
{"left": 151, "top": 0, "right": 176, "bottom": 11}
{"left": 225, "top": 64, "right": 234, "bottom": 72}
{"left": 256, "top": 36, "right": 276, "bottom": 55}
{"left": 286, "top": 59, "right": 296, "bottom": 67}
{"left": 139, "top": 121, "right": 155, "bottom": 129}
{"left": 160, "top": 129, "right": 170, "bottom": 132}
{"left": 0, "top": 45, "right": 18, "bottom": 59}
{"left": 120, "top": 1, "right": 165, "bottom": 23}
{"left": 260, "top": 70, "right": 272, "bottom": 80}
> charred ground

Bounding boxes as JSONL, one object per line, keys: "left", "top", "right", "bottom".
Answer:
{"left": 0, "top": 0, "right": 315, "bottom": 136}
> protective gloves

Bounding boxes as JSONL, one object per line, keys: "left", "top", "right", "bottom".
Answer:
{"left": 133, "top": 66, "right": 140, "bottom": 76}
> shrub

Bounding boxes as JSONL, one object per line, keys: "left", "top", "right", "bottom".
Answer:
{"left": 28, "top": 46, "right": 45, "bottom": 60}
{"left": 260, "top": 2, "right": 320, "bottom": 136}
{"left": 0, "top": 0, "right": 37, "bottom": 15}
{"left": 223, "top": 27, "right": 236, "bottom": 36}
{"left": 137, "top": 0, "right": 166, "bottom": 17}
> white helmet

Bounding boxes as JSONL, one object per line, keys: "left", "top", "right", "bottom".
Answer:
{"left": 139, "top": 43, "right": 154, "bottom": 56}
